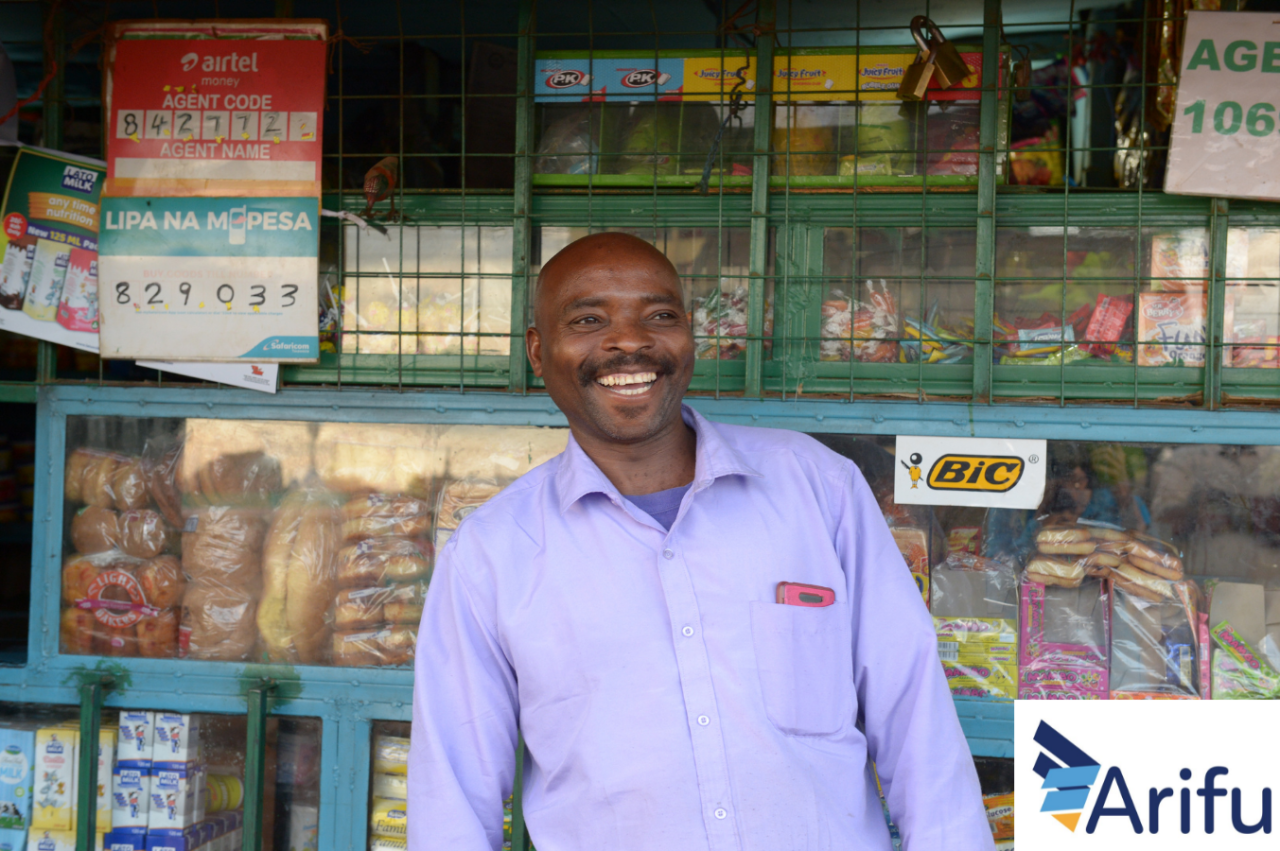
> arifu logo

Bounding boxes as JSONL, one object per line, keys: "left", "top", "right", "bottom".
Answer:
{"left": 1034, "top": 721, "right": 1274, "bottom": 836}
{"left": 1035, "top": 721, "right": 1101, "bottom": 832}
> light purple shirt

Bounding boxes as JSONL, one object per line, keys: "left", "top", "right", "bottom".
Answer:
{"left": 409, "top": 406, "right": 993, "bottom": 851}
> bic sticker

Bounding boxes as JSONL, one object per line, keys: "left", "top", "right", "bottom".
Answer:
{"left": 895, "top": 436, "right": 1046, "bottom": 509}
{"left": 927, "top": 455, "right": 1025, "bottom": 493}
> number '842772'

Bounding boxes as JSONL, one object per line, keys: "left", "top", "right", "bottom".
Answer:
{"left": 114, "top": 281, "right": 299, "bottom": 309}
{"left": 1182, "top": 99, "right": 1280, "bottom": 136}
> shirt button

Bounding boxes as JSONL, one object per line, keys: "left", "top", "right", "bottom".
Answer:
{"left": 662, "top": 549, "right": 674, "bottom": 560}
{"left": 682, "top": 626, "right": 694, "bottom": 637}
{"left": 714, "top": 808, "right": 728, "bottom": 820}
{"left": 697, "top": 715, "right": 710, "bottom": 726}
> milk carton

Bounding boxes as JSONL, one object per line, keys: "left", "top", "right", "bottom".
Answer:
{"left": 116, "top": 714, "right": 153, "bottom": 763}
{"left": 110, "top": 764, "right": 148, "bottom": 829}
{"left": 144, "top": 826, "right": 199, "bottom": 851}
{"left": 95, "top": 730, "right": 116, "bottom": 833}
{"left": 0, "top": 826, "right": 27, "bottom": 851}
{"left": 30, "top": 730, "right": 76, "bottom": 831}
{"left": 25, "top": 829, "right": 103, "bottom": 851}
{"left": 0, "top": 728, "right": 36, "bottom": 830}
{"left": 102, "top": 827, "right": 147, "bottom": 851}
{"left": 152, "top": 716, "right": 198, "bottom": 763}
{"left": 147, "top": 763, "right": 196, "bottom": 831}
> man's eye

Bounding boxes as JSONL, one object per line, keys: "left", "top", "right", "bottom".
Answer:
{"left": 573, "top": 315, "right": 600, "bottom": 325}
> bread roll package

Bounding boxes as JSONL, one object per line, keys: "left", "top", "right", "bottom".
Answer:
{"left": 336, "top": 537, "right": 431, "bottom": 590}
{"left": 332, "top": 624, "right": 418, "bottom": 668}
{"left": 181, "top": 579, "right": 259, "bottom": 661}
{"left": 141, "top": 436, "right": 185, "bottom": 527}
{"left": 1019, "top": 578, "right": 1110, "bottom": 699}
{"left": 181, "top": 506, "right": 268, "bottom": 587}
{"left": 58, "top": 550, "right": 184, "bottom": 658}
{"left": 930, "top": 553, "right": 1019, "bottom": 698}
{"left": 258, "top": 488, "right": 342, "bottom": 665}
{"left": 341, "top": 493, "right": 432, "bottom": 541}
{"left": 1029, "top": 520, "right": 1185, "bottom": 587}
{"left": 433, "top": 479, "right": 502, "bottom": 550}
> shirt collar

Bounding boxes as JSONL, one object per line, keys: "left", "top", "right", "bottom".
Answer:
{"left": 554, "top": 404, "right": 763, "bottom": 514}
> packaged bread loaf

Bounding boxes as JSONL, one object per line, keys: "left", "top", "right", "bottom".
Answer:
{"left": 119, "top": 508, "right": 174, "bottom": 559}
{"left": 258, "top": 489, "right": 342, "bottom": 665}
{"left": 192, "top": 451, "right": 284, "bottom": 507}
{"left": 71, "top": 505, "right": 121, "bottom": 554}
{"left": 142, "top": 438, "right": 185, "bottom": 527}
{"left": 336, "top": 537, "right": 430, "bottom": 589}
{"left": 58, "top": 549, "right": 179, "bottom": 658}
{"left": 112, "top": 456, "right": 150, "bottom": 511}
{"left": 332, "top": 624, "right": 418, "bottom": 667}
{"left": 181, "top": 506, "right": 267, "bottom": 586}
{"left": 181, "top": 580, "right": 259, "bottom": 661}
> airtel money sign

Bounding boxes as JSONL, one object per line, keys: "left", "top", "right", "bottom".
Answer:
{"left": 894, "top": 435, "right": 1047, "bottom": 509}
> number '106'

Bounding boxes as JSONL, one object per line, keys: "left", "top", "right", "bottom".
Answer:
{"left": 1183, "top": 99, "right": 1279, "bottom": 136}
{"left": 114, "top": 281, "right": 299, "bottom": 307}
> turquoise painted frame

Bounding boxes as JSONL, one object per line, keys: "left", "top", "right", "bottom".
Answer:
{"left": 18, "top": 383, "right": 1280, "bottom": 847}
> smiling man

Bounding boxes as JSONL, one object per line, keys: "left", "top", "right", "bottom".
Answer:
{"left": 408, "top": 233, "right": 993, "bottom": 851}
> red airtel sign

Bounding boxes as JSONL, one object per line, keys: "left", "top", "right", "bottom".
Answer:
{"left": 105, "top": 25, "right": 326, "bottom": 197}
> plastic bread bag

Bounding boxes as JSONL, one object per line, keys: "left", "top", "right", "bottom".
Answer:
{"left": 342, "top": 493, "right": 432, "bottom": 542}
{"left": 929, "top": 553, "right": 1019, "bottom": 698}
{"left": 142, "top": 434, "right": 186, "bottom": 527}
{"left": 1110, "top": 579, "right": 1201, "bottom": 698}
{"left": 258, "top": 489, "right": 343, "bottom": 665}
{"left": 65, "top": 448, "right": 132, "bottom": 508}
{"left": 434, "top": 478, "right": 503, "bottom": 550}
{"left": 1028, "top": 520, "right": 1184, "bottom": 588}
{"left": 181, "top": 506, "right": 268, "bottom": 588}
{"left": 535, "top": 106, "right": 600, "bottom": 175}
{"left": 182, "top": 578, "right": 260, "bottom": 661}
{"left": 334, "top": 582, "right": 426, "bottom": 631}
{"left": 331, "top": 623, "right": 417, "bottom": 667}
{"left": 1019, "top": 577, "right": 1110, "bottom": 699}
{"left": 187, "top": 451, "right": 284, "bottom": 509}
{"left": 118, "top": 508, "right": 177, "bottom": 559}
{"left": 336, "top": 537, "right": 431, "bottom": 591}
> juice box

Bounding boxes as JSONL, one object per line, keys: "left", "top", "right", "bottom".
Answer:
{"left": 30, "top": 731, "right": 75, "bottom": 831}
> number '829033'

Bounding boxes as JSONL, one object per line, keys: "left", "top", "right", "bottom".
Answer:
{"left": 113, "top": 281, "right": 299, "bottom": 309}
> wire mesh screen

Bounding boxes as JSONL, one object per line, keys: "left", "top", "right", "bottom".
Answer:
{"left": 2, "top": 0, "right": 1279, "bottom": 406}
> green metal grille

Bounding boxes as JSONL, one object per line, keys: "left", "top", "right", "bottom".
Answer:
{"left": 2, "top": 0, "right": 1278, "bottom": 405}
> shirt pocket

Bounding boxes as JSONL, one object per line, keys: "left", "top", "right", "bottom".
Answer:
{"left": 749, "top": 600, "right": 854, "bottom": 736}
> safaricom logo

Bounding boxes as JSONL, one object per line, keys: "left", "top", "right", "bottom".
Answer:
{"left": 1035, "top": 722, "right": 1273, "bottom": 835}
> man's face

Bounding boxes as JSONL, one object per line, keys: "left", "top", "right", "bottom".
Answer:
{"left": 528, "top": 238, "right": 695, "bottom": 445}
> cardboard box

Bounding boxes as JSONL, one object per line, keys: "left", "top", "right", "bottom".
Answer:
{"left": 116, "top": 715, "right": 153, "bottom": 763}
{"left": 1019, "top": 579, "right": 1110, "bottom": 699}
{"left": 102, "top": 827, "right": 147, "bottom": 851}
{"left": 152, "top": 716, "right": 198, "bottom": 764}
{"left": 110, "top": 764, "right": 149, "bottom": 829}
{"left": 147, "top": 763, "right": 197, "bottom": 831}
{"left": 30, "top": 730, "right": 76, "bottom": 831}
{"left": 1137, "top": 292, "right": 1209, "bottom": 367}
{"left": 0, "top": 728, "right": 37, "bottom": 829}
{"left": 144, "top": 826, "right": 200, "bottom": 851}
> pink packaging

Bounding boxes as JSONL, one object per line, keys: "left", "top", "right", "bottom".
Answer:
{"left": 55, "top": 247, "right": 98, "bottom": 332}
{"left": 1018, "top": 578, "right": 1111, "bottom": 699}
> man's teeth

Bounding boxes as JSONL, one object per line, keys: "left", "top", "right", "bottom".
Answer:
{"left": 596, "top": 372, "right": 658, "bottom": 388}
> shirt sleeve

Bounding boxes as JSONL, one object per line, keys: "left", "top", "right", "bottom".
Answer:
{"left": 408, "top": 528, "right": 520, "bottom": 851}
{"left": 834, "top": 466, "right": 995, "bottom": 851}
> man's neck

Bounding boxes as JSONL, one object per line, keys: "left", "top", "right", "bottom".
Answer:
{"left": 571, "top": 417, "right": 697, "bottom": 496}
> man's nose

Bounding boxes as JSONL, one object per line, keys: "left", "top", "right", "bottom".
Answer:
{"left": 602, "top": 314, "right": 654, "bottom": 352}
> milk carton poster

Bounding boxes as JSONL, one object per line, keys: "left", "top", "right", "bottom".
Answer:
{"left": 0, "top": 146, "right": 105, "bottom": 351}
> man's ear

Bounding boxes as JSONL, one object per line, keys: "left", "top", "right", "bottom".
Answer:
{"left": 526, "top": 326, "right": 544, "bottom": 378}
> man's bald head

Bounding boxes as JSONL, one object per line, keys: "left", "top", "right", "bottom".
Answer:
{"left": 535, "top": 232, "right": 682, "bottom": 330}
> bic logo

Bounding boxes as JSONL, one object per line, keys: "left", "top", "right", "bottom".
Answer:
{"left": 1035, "top": 721, "right": 1101, "bottom": 832}
{"left": 926, "top": 454, "right": 1024, "bottom": 492}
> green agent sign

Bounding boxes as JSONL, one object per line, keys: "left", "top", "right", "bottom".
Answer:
{"left": 1166, "top": 12, "right": 1280, "bottom": 201}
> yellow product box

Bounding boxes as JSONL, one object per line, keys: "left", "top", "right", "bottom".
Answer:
{"left": 934, "top": 617, "right": 1018, "bottom": 699}
{"left": 32, "top": 728, "right": 77, "bottom": 830}
{"left": 95, "top": 728, "right": 116, "bottom": 832}
{"left": 370, "top": 797, "right": 407, "bottom": 839}
{"left": 372, "top": 736, "right": 409, "bottom": 776}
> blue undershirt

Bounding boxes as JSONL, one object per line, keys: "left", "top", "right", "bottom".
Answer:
{"left": 623, "top": 483, "right": 692, "bottom": 531}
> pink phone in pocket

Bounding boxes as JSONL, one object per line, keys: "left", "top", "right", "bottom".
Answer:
{"left": 775, "top": 582, "right": 835, "bottom": 607}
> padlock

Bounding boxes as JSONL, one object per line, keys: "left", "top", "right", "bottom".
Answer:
{"left": 897, "top": 35, "right": 937, "bottom": 101}
{"left": 911, "top": 16, "right": 971, "bottom": 90}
